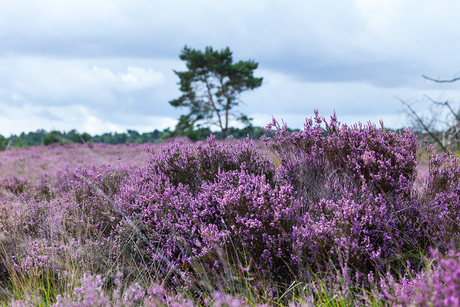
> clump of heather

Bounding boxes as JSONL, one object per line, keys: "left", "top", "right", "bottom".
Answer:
{"left": 146, "top": 135, "right": 275, "bottom": 191}
{"left": 117, "top": 136, "right": 299, "bottom": 284}
{"left": 264, "top": 111, "right": 423, "bottom": 276}
{"left": 264, "top": 110, "right": 418, "bottom": 208}
{"left": 381, "top": 249, "right": 460, "bottom": 307}
{"left": 418, "top": 146, "right": 460, "bottom": 251}
{"left": 0, "top": 163, "right": 137, "bottom": 288}
{"left": 196, "top": 170, "right": 300, "bottom": 281}
{"left": 0, "top": 175, "right": 28, "bottom": 196}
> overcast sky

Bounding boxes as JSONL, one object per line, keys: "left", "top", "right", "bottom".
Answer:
{"left": 1, "top": 0, "right": 460, "bottom": 136}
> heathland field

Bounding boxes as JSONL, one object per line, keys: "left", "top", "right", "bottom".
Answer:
{"left": 1, "top": 114, "right": 460, "bottom": 306}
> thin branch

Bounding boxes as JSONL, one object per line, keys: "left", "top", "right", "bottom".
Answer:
{"left": 423, "top": 95, "right": 460, "bottom": 123}
{"left": 397, "top": 96, "right": 446, "bottom": 150}
{"left": 422, "top": 75, "right": 460, "bottom": 83}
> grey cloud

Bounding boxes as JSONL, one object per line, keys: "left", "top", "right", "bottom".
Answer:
{"left": 258, "top": 56, "right": 421, "bottom": 88}
{"left": 0, "top": 0, "right": 459, "bottom": 135}
{"left": 0, "top": 0, "right": 458, "bottom": 90}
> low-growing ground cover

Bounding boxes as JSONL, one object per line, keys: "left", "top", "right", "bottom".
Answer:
{"left": 1, "top": 112, "right": 460, "bottom": 306}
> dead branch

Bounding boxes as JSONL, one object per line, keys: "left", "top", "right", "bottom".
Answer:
{"left": 397, "top": 96, "right": 446, "bottom": 150}
{"left": 422, "top": 75, "right": 460, "bottom": 83}
{"left": 424, "top": 95, "right": 460, "bottom": 123}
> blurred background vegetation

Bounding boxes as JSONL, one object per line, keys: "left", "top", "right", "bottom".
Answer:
{"left": 0, "top": 125, "right": 406, "bottom": 151}
{"left": 0, "top": 125, "right": 278, "bottom": 149}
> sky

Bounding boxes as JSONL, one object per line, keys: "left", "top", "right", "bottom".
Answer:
{"left": 1, "top": 0, "right": 460, "bottom": 136}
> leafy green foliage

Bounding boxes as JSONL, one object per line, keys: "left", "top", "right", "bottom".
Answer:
{"left": 67, "top": 130, "right": 91, "bottom": 143}
{"left": 170, "top": 46, "right": 263, "bottom": 139}
{"left": 42, "top": 131, "right": 69, "bottom": 146}
{"left": 92, "top": 129, "right": 166, "bottom": 144}
{"left": 0, "top": 134, "right": 7, "bottom": 151}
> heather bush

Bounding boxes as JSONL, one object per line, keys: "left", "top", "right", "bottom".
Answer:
{"left": 0, "top": 160, "right": 137, "bottom": 289}
{"left": 264, "top": 111, "right": 424, "bottom": 276}
{"left": 146, "top": 135, "right": 275, "bottom": 192}
{"left": 264, "top": 110, "right": 418, "bottom": 204}
{"left": 117, "top": 136, "right": 297, "bottom": 284}
{"left": 195, "top": 170, "right": 300, "bottom": 280}
{"left": 0, "top": 175, "right": 29, "bottom": 197}
{"left": 69, "top": 164, "right": 128, "bottom": 229}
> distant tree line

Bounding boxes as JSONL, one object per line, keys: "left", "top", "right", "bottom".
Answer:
{"left": 0, "top": 125, "right": 281, "bottom": 151}
{"left": 0, "top": 129, "right": 92, "bottom": 149}
{"left": 0, "top": 124, "right": 405, "bottom": 152}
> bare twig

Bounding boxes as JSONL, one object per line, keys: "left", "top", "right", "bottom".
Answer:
{"left": 422, "top": 75, "right": 460, "bottom": 83}
{"left": 397, "top": 97, "right": 446, "bottom": 150}
{"left": 423, "top": 95, "right": 460, "bottom": 123}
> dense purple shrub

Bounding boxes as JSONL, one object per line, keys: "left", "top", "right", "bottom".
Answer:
{"left": 264, "top": 111, "right": 418, "bottom": 202}
{"left": 146, "top": 135, "right": 275, "bottom": 192}
{"left": 12, "top": 164, "right": 127, "bottom": 239}
{"left": 0, "top": 163, "right": 131, "bottom": 277}
{"left": 0, "top": 175, "right": 28, "bottom": 196}
{"left": 264, "top": 111, "right": 423, "bottom": 275}
{"left": 196, "top": 170, "right": 300, "bottom": 280}
{"left": 117, "top": 137, "right": 299, "bottom": 283}
{"left": 291, "top": 193, "right": 424, "bottom": 275}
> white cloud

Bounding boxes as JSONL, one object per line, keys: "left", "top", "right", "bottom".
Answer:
{"left": 84, "top": 115, "right": 124, "bottom": 135}
{"left": 0, "top": 56, "right": 167, "bottom": 106}
{"left": 90, "top": 65, "right": 165, "bottom": 93}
